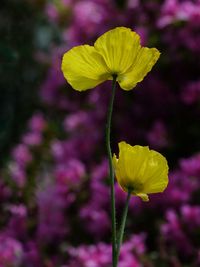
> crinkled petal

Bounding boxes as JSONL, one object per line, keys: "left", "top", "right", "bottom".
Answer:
{"left": 142, "top": 150, "right": 169, "bottom": 194}
{"left": 61, "top": 45, "right": 111, "bottom": 91}
{"left": 118, "top": 142, "right": 150, "bottom": 185}
{"left": 94, "top": 27, "right": 141, "bottom": 75}
{"left": 118, "top": 47, "right": 160, "bottom": 90}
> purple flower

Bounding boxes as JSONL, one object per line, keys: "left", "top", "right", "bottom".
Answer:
{"left": 22, "top": 132, "right": 43, "bottom": 146}
{"left": 28, "top": 113, "right": 46, "bottom": 132}
{"left": 63, "top": 111, "right": 92, "bottom": 132}
{"left": 181, "top": 205, "right": 200, "bottom": 229}
{"left": 67, "top": 236, "right": 143, "bottom": 267}
{"left": 23, "top": 242, "right": 42, "bottom": 267}
{"left": 37, "top": 185, "right": 70, "bottom": 243}
{"left": 6, "top": 204, "right": 27, "bottom": 217}
{"left": 5, "top": 205, "right": 27, "bottom": 239}
{"left": 45, "top": 3, "right": 59, "bottom": 23}
{"left": 161, "top": 169, "right": 198, "bottom": 207}
{"left": 54, "top": 159, "right": 85, "bottom": 187}
{"left": 79, "top": 207, "right": 110, "bottom": 238}
{"left": 0, "top": 235, "right": 23, "bottom": 266}
{"left": 127, "top": 0, "right": 139, "bottom": 9}
{"left": 121, "top": 234, "right": 146, "bottom": 256}
{"left": 74, "top": 1, "right": 107, "bottom": 31}
{"left": 157, "top": 0, "right": 200, "bottom": 28}
{"left": 180, "top": 153, "right": 200, "bottom": 177}
{"left": 161, "top": 209, "right": 193, "bottom": 255}
{"left": 12, "top": 144, "right": 32, "bottom": 167}
{"left": 40, "top": 65, "right": 67, "bottom": 109}
{"left": 79, "top": 160, "right": 110, "bottom": 238}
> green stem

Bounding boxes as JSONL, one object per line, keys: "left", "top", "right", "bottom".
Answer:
{"left": 106, "top": 76, "right": 117, "bottom": 266}
{"left": 115, "top": 190, "right": 131, "bottom": 267}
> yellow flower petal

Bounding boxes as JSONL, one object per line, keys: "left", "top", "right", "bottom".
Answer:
{"left": 113, "top": 153, "right": 127, "bottom": 191}
{"left": 121, "top": 144, "right": 150, "bottom": 184}
{"left": 94, "top": 27, "right": 141, "bottom": 75}
{"left": 118, "top": 47, "right": 160, "bottom": 90}
{"left": 136, "top": 193, "right": 149, "bottom": 202}
{"left": 113, "top": 141, "right": 169, "bottom": 201}
{"left": 61, "top": 45, "right": 111, "bottom": 91}
{"left": 142, "top": 150, "right": 169, "bottom": 193}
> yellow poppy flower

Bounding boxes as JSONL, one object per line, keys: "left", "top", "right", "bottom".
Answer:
{"left": 113, "top": 141, "right": 168, "bottom": 201}
{"left": 61, "top": 27, "right": 160, "bottom": 91}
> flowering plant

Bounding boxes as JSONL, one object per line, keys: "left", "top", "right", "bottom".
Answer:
{"left": 2, "top": 0, "right": 200, "bottom": 266}
{"left": 62, "top": 26, "right": 168, "bottom": 267}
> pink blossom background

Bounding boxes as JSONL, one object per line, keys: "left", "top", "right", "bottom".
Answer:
{"left": 1, "top": 0, "right": 200, "bottom": 266}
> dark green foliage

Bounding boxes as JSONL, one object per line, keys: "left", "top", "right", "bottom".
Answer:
{"left": 0, "top": 0, "right": 43, "bottom": 165}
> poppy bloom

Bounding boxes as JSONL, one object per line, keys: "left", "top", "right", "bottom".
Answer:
{"left": 113, "top": 141, "right": 168, "bottom": 201}
{"left": 61, "top": 27, "right": 160, "bottom": 91}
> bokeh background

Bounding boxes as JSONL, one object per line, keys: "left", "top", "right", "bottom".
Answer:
{"left": 1, "top": 0, "right": 200, "bottom": 266}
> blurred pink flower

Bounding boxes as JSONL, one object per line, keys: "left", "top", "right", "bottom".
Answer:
{"left": 180, "top": 153, "right": 200, "bottom": 177}
{"left": 45, "top": 3, "right": 59, "bottom": 22}
{"left": 0, "top": 235, "right": 23, "bottom": 267}
{"left": 64, "top": 111, "right": 92, "bottom": 132}
{"left": 67, "top": 235, "right": 143, "bottom": 267}
{"left": 54, "top": 159, "right": 85, "bottom": 187}
{"left": 28, "top": 113, "right": 46, "bottom": 132}
{"left": 22, "top": 132, "right": 43, "bottom": 146}
{"left": 158, "top": 0, "right": 200, "bottom": 27}
{"left": 181, "top": 205, "right": 200, "bottom": 228}
{"left": 161, "top": 209, "right": 193, "bottom": 255}
{"left": 12, "top": 144, "right": 32, "bottom": 166}
{"left": 37, "top": 185, "right": 70, "bottom": 243}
